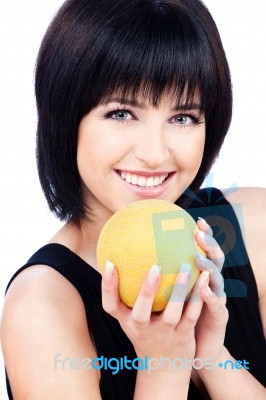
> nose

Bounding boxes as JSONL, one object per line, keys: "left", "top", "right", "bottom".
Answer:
{"left": 134, "top": 126, "right": 170, "bottom": 168}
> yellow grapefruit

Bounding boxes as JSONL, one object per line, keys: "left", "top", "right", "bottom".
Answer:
{"left": 97, "top": 199, "right": 205, "bottom": 311}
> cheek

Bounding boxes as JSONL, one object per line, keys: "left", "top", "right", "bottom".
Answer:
{"left": 77, "top": 124, "right": 131, "bottom": 177}
{"left": 173, "top": 132, "right": 205, "bottom": 171}
{"left": 192, "top": 137, "right": 205, "bottom": 166}
{"left": 76, "top": 126, "right": 101, "bottom": 182}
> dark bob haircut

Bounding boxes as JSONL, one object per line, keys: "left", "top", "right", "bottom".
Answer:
{"left": 35, "top": 0, "right": 232, "bottom": 224}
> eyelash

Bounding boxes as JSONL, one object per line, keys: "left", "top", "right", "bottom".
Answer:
{"left": 104, "top": 106, "right": 204, "bottom": 126}
{"left": 104, "top": 107, "right": 134, "bottom": 124}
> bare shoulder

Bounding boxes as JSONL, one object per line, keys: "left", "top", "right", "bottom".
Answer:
{"left": 1, "top": 265, "right": 101, "bottom": 399}
{"left": 224, "top": 186, "right": 266, "bottom": 213}
{"left": 223, "top": 187, "right": 266, "bottom": 241}
{"left": 223, "top": 187, "right": 266, "bottom": 338}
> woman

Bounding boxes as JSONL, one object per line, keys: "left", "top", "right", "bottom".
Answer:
{"left": 1, "top": 0, "right": 265, "bottom": 398}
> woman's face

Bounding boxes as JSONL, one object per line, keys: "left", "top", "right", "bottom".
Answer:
{"left": 77, "top": 94, "right": 205, "bottom": 221}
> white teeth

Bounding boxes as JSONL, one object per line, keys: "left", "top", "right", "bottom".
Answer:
{"left": 119, "top": 172, "right": 168, "bottom": 187}
{"left": 154, "top": 177, "right": 160, "bottom": 186}
{"left": 131, "top": 175, "right": 138, "bottom": 185}
{"left": 146, "top": 177, "right": 154, "bottom": 187}
{"left": 125, "top": 173, "right": 132, "bottom": 183}
{"left": 138, "top": 177, "right": 146, "bottom": 187}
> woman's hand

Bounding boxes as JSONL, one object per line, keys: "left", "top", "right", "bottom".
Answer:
{"left": 193, "top": 218, "right": 229, "bottom": 365}
{"left": 101, "top": 259, "right": 210, "bottom": 368}
{"left": 102, "top": 264, "right": 207, "bottom": 399}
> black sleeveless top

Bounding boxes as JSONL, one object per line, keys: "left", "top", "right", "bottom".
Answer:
{"left": 4, "top": 188, "right": 266, "bottom": 399}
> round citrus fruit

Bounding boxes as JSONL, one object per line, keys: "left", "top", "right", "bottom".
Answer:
{"left": 97, "top": 199, "right": 205, "bottom": 311}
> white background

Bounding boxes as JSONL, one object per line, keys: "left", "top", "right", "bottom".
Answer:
{"left": 0, "top": 0, "right": 265, "bottom": 397}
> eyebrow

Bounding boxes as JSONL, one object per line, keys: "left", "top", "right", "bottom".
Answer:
{"left": 102, "top": 97, "right": 202, "bottom": 112}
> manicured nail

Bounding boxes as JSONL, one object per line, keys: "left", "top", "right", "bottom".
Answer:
{"left": 197, "top": 253, "right": 207, "bottom": 263}
{"left": 199, "top": 270, "right": 210, "bottom": 287}
{"left": 198, "top": 231, "right": 205, "bottom": 240}
{"left": 104, "top": 261, "right": 114, "bottom": 280}
{"left": 198, "top": 217, "right": 207, "bottom": 225}
{"left": 178, "top": 263, "right": 191, "bottom": 283}
{"left": 180, "top": 263, "right": 191, "bottom": 273}
{"left": 148, "top": 265, "right": 161, "bottom": 284}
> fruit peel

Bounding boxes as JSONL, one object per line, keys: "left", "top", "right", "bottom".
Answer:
{"left": 97, "top": 199, "right": 205, "bottom": 311}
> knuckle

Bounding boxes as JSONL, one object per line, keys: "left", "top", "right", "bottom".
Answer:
{"left": 220, "top": 305, "right": 228, "bottom": 317}
{"left": 210, "top": 247, "right": 224, "bottom": 262}
{"left": 161, "top": 316, "right": 177, "bottom": 328}
{"left": 131, "top": 314, "right": 148, "bottom": 328}
{"left": 215, "top": 289, "right": 226, "bottom": 301}
{"left": 223, "top": 306, "right": 229, "bottom": 322}
{"left": 211, "top": 259, "right": 223, "bottom": 271}
{"left": 139, "top": 284, "right": 156, "bottom": 299}
{"left": 102, "top": 299, "right": 119, "bottom": 316}
{"left": 101, "top": 285, "right": 113, "bottom": 295}
{"left": 217, "top": 311, "right": 229, "bottom": 327}
{"left": 206, "top": 258, "right": 215, "bottom": 270}
{"left": 217, "top": 248, "right": 225, "bottom": 260}
{"left": 215, "top": 273, "right": 224, "bottom": 288}
{"left": 101, "top": 279, "right": 117, "bottom": 293}
{"left": 221, "top": 294, "right": 227, "bottom": 305}
{"left": 186, "top": 316, "right": 197, "bottom": 327}
{"left": 170, "top": 284, "right": 187, "bottom": 301}
{"left": 214, "top": 303, "right": 229, "bottom": 324}
{"left": 207, "top": 237, "right": 224, "bottom": 257}
{"left": 206, "top": 235, "right": 217, "bottom": 248}
{"left": 102, "top": 303, "right": 117, "bottom": 316}
{"left": 217, "top": 252, "right": 225, "bottom": 266}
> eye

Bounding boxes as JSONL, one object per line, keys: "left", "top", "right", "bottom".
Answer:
{"left": 106, "top": 109, "right": 134, "bottom": 122}
{"left": 171, "top": 113, "right": 204, "bottom": 126}
{"left": 172, "top": 115, "right": 191, "bottom": 125}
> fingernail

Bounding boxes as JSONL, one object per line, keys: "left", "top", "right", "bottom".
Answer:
{"left": 148, "top": 265, "right": 161, "bottom": 284}
{"left": 180, "top": 263, "right": 191, "bottom": 273}
{"left": 199, "top": 270, "right": 210, "bottom": 287}
{"left": 104, "top": 261, "right": 114, "bottom": 280}
{"left": 198, "top": 231, "right": 205, "bottom": 240}
{"left": 178, "top": 263, "right": 191, "bottom": 283}
{"left": 197, "top": 253, "right": 207, "bottom": 263}
{"left": 198, "top": 217, "right": 207, "bottom": 225}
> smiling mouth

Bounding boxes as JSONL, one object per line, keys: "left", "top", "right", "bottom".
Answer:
{"left": 116, "top": 171, "right": 172, "bottom": 188}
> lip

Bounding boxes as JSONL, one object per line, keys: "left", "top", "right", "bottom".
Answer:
{"left": 115, "top": 170, "right": 176, "bottom": 198}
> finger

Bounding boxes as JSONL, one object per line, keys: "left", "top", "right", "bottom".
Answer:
{"left": 131, "top": 265, "right": 161, "bottom": 326}
{"left": 160, "top": 263, "right": 191, "bottom": 327}
{"left": 200, "top": 285, "right": 229, "bottom": 325}
{"left": 189, "top": 270, "right": 210, "bottom": 303}
{"left": 176, "top": 271, "right": 211, "bottom": 336}
{"left": 101, "top": 261, "right": 130, "bottom": 320}
{"left": 196, "top": 230, "right": 225, "bottom": 270}
{"left": 197, "top": 217, "right": 213, "bottom": 236}
{"left": 196, "top": 255, "right": 225, "bottom": 297}
{"left": 180, "top": 270, "right": 209, "bottom": 325}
